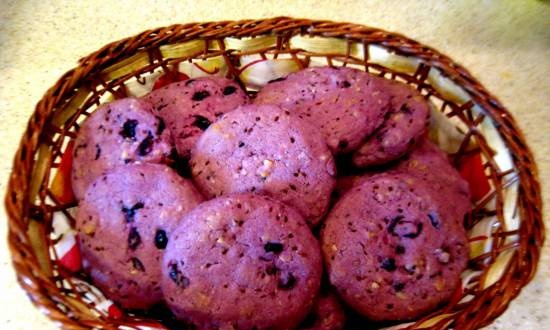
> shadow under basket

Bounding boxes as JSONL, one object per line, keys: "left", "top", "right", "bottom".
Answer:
{"left": 4, "top": 17, "right": 544, "bottom": 330}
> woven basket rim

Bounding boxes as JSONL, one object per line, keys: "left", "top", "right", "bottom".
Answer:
{"left": 4, "top": 17, "right": 544, "bottom": 330}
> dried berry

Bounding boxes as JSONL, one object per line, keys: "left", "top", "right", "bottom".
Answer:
{"left": 388, "top": 215, "right": 423, "bottom": 239}
{"left": 403, "top": 223, "right": 423, "bottom": 238}
{"left": 381, "top": 257, "right": 397, "bottom": 272}
{"left": 131, "top": 257, "right": 145, "bottom": 272}
{"left": 169, "top": 261, "right": 190, "bottom": 288}
{"left": 138, "top": 132, "right": 154, "bottom": 156}
{"left": 154, "top": 229, "right": 168, "bottom": 250}
{"left": 94, "top": 144, "right": 101, "bottom": 160}
{"left": 120, "top": 119, "right": 139, "bottom": 139}
{"left": 392, "top": 282, "right": 405, "bottom": 292}
{"left": 428, "top": 212, "right": 441, "bottom": 229}
{"left": 387, "top": 215, "right": 404, "bottom": 233}
{"left": 223, "top": 85, "right": 237, "bottom": 95}
{"left": 192, "top": 115, "right": 211, "bottom": 131}
{"left": 156, "top": 116, "right": 166, "bottom": 135}
{"left": 339, "top": 80, "right": 351, "bottom": 88}
{"left": 264, "top": 242, "right": 284, "bottom": 254}
{"left": 395, "top": 245, "right": 406, "bottom": 254}
{"left": 128, "top": 227, "right": 141, "bottom": 250}
{"left": 192, "top": 90, "right": 210, "bottom": 101}
{"left": 278, "top": 272, "right": 296, "bottom": 290}
{"left": 122, "top": 202, "right": 144, "bottom": 223}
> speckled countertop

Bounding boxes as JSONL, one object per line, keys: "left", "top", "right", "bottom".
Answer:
{"left": 0, "top": 1, "right": 548, "bottom": 329}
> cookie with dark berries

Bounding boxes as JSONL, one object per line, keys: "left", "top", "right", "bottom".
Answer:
{"left": 321, "top": 173, "right": 468, "bottom": 321}
{"left": 144, "top": 76, "right": 249, "bottom": 159}
{"left": 76, "top": 164, "right": 203, "bottom": 309}
{"left": 161, "top": 193, "right": 322, "bottom": 330}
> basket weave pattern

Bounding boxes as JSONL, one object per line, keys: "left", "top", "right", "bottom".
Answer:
{"left": 4, "top": 18, "right": 544, "bottom": 330}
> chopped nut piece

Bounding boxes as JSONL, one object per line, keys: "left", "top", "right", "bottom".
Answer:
{"left": 434, "top": 278, "right": 446, "bottom": 291}
{"left": 83, "top": 223, "right": 96, "bottom": 235}
{"left": 435, "top": 248, "right": 450, "bottom": 264}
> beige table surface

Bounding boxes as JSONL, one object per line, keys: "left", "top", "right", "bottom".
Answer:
{"left": 1, "top": 0, "right": 548, "bottom": 329}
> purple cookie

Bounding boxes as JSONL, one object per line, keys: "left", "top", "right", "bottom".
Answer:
{"left": 190, "top": 104, "right": 336, "bottom": 226}
{"left": 144, "top": 76, "right": 249, "bottom": 159}
{"left": 353, "top": 79, "right": 431, "bottom": 167}
{"left": 71, "top": 98, "right": 173, "bottom": 200}
{"left": 76, "top": 164, "right": 203, "bottom": 309}
{"left": 254, "top": 67, "right": 391, "bottom": 154}
{"left": 299, "top": 290, "right": 346, "bottom": 330}
{"left": 321, "top": 173, "right": 468, "bottom": 321}
{"left": 161, "top": 193, "right": 323, "bottom": 330}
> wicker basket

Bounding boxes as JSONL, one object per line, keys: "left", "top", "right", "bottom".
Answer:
{"left": 4, "top": 17, "right": 544, "bottom": 330}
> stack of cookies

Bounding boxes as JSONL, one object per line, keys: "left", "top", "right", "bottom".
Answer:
{"left": 72, "top": 67, "right": 470, "bottom": 329}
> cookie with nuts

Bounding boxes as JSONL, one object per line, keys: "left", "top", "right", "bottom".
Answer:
{"left": 321, "top": 172, "right": 468, "bottom": 321}
{"left": 161, "top": 193, "right": 322, "bottom": 329}
{"left": 190, "top": 104, "right": 336, "bottom": 226}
